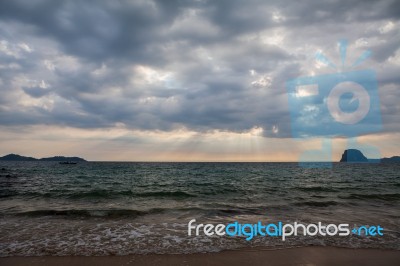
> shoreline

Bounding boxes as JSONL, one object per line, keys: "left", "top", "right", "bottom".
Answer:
{"left": 1, "top": 247, "right": 400, "bottom": 266}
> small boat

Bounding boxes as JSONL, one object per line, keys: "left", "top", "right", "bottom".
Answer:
{"left": 59, "top": 161, "right": 77, "bottom": 165}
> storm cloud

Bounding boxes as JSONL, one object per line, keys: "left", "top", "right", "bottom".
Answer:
{"left": 0, "top": 0, "right": 399, "bottom": 139}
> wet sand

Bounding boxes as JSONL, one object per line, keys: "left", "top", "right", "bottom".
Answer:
{"left": 1, "top": 246, "right": 399, "bottom": 266}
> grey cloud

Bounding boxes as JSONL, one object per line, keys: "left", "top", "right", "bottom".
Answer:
{"left": 22, "top": 86, "right": 49, "bottom": 98}
{"left": 0, "top": 0, "right": 399, "bottom": 138}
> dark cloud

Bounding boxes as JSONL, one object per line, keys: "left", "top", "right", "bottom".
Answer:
{"left": 0, "top": 0, "right": 399, "bottom": 138}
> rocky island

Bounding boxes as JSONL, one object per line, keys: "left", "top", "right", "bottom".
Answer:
{"left": 0, "top": 154, "right": 86, "bottom": 162}
{"left": 340, "top": 149, "right": 400, "bottom": 163}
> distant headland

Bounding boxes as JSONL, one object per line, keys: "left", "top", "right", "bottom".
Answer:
{"left": 0, "top": 154, "right": 86, "bottom": 162}
{"left": 339, "top": 149, "right": 400, "bottom": 163}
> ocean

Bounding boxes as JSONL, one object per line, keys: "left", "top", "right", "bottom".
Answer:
{"left": 0, "top": 161, "right": 399, "bottom": 256}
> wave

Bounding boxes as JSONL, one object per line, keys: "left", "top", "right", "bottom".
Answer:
{"left": 132, "top": 191, "right": 196, "bottom": 198}
{"left": 13, "top": 206, "right": 213, "bottom": 218}
{"left": 196, "top": 187, "right": 239, "bottom": 195}
{"left": 339, "top": 193, "right": 400, "bottom": 201}
{"left": 0, "top": 189, "right": 196, "bottom": 200}
{"left": 294, "top": 201, "right": 338, "bottom": 207}
{"left": 10, "top": 205, "right": 270, "bottom": 218}
{"left": 15, "top": 208, "right": 161, "bottom": 218}
{"left": 68, "top": 189, "right": 132, "bottom": 199}
{"left": 296, "top": 187, "right": 338, "bottom": 192}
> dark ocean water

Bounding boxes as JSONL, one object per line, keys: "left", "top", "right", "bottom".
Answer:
{"left": 0, "top": 161, "right": 399, "bottom": 256}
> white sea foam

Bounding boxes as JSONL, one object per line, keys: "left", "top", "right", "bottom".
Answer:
{"left": 0, "top": 216, "right": 399, "bottom": 257}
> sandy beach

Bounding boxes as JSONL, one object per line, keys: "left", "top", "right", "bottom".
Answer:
{"left": 1, "top": 247, "right": 400, "bottom": 266}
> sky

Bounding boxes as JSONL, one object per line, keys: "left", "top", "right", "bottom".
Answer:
{"left": 0, "top": 0, "right": 399, "bottom": 161}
